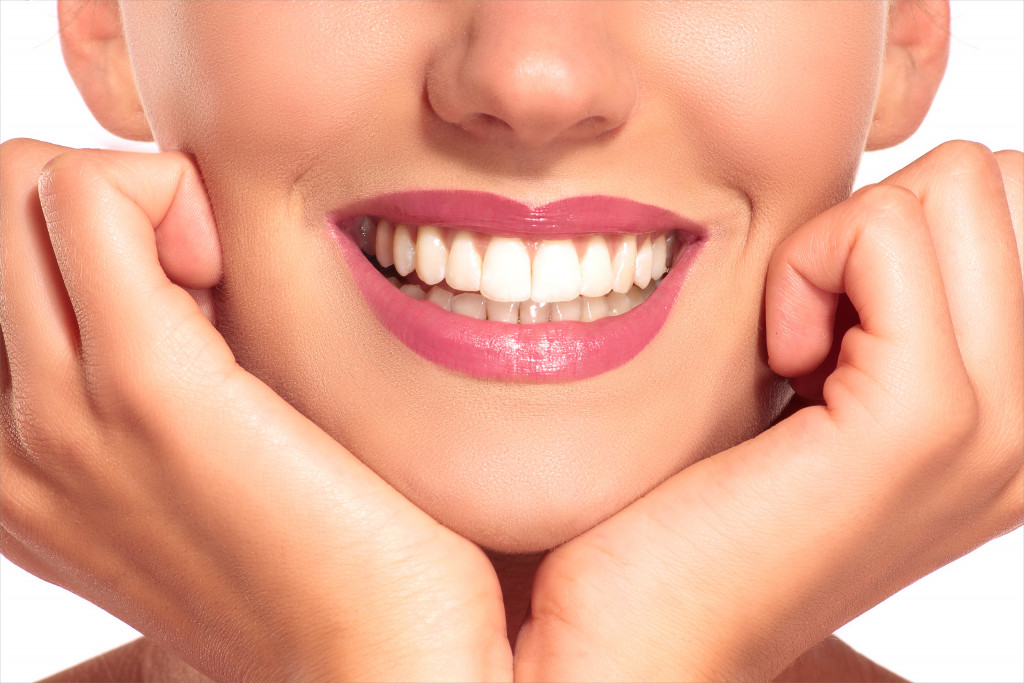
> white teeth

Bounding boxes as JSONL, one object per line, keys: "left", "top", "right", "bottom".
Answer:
{"left": 393, "top": 224, "right": 416, "bottom": 277}
{"left": 611, "top": 235, "right": 637, "bottom": 294}
{"left": 606, "top": 291, "right": 631, "bottom": 316}
{"left": 450, "top": 292, "right": 487, "bottom": 319}
{"left": 416, "top": 225, "right": 448, "bottom": 285}
{"left": 579, "top": 236, "right": 614, "bottom": 297}
{"left": 580, "top": 296, "right": 609, "bottom": 322}
{"left": 486, "top": 299, "right": 520, "bottom": 323}
{"left": 549, "top": 298, "right": 582, "bottom": 322}
{"left": 400, "top": 283, "right": 426, "bottom": 300}
{"left": 531, "top": 239, "right": 581, "bottom": 303}
{"left": 427, "top": 286, "right": 453, "bottom": 311}
{"left": 375, "top": 219, "right": 395, "bottom": 268}
{"left": 359, "top": 217, "right": 685, "bottom": 321}
{"left": 651, "top": 234, "right": 668, "bottom": 280}
{"left": 480, "top": 237, "right": 531, "bottom": 303}
{"left": 446, "top": 230, "right": 483, "bottom": 292}
{"left": 634, "top": 236, "right": 653, "bottom": 289}
{"left": 519, "top": 299, "right": 550, "bottom": 324}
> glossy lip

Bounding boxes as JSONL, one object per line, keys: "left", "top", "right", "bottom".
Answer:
{"left": 329, "top": 190, "right": 708, "bottom": 238}
{"left": 327, "top": 191, "right": 706, "bottom": 381}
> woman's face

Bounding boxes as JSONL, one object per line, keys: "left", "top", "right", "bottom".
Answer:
{"left": 118, "top": 1, "right": 886, "bottom": 552}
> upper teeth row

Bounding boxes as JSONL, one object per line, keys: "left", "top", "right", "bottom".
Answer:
{"left": 355, "top": 217, "right": 679, "bottom": 303}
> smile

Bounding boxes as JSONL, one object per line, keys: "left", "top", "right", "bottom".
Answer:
{"left": 353, "top": 218, "right": 682, "bottom": 322}
{"left": 329, "top": 191, "right": 706, "bottom": 381}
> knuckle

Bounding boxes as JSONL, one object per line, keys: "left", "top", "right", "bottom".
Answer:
{"left": 994, "top": 148, "right": 1024, "bottom": 168}
{"left": 854, "top": 184, "right": 925, "bottom": 236}
{"left": 856, "top": 183, "right": 921, "bottom": 217}
{"left": 927, "top": 139, "right": 998, "bottom": 177}
{"left": 37, "top": 149, "right": 99, "bottom": 197}
{"left": 0, "top": 138, "right": 40, "bottom": 179}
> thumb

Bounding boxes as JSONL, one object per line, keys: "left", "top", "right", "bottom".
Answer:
{"left": 154, "top": 160, "right": 221, "bottom": 323}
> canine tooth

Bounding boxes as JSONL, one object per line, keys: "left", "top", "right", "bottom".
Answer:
{"left": 481, "top": 237, "right": 531, "bottom": 302}
{"left": 531, "top": 240, "right": 581, "bottom": 303}
{"left": 580, "top": 296, "right": 609, "bottom": 322}
{"left": 651, "top": 234, "right": 668, "bottom": 279}
{"left": 641, "top": 281, "right": 656, "bottom": 300}
{"left": 376, "top": 219, "right": 395, "bottom": 267}
{"left": 357, "top": 216, "right": 377, "bottom": 254}
{"left": 606, "top": 291, "right": 631, "bottom": 316}
{"left": 386, "top": 276, "right": 401, "bottom": 287}
{"left": 611, "top": 235, "right": 637, "bottom": 293}
{"left": 393, "top": 224, "right": 416, "bottom": 276}
{"left": 416, "top": 225, "right": 447, "bottom": 285}
{"left": 486, "top": 299, "right": 520, "bottom": 323}
{"left": 579, "top": 236, "right": 614, "bottom": 297}
{"left": 626, "top": 286, "right": 644, "bottom": 307}
{"left": 427, "top": 286, "right": 453, "bottom": 311}
{"left": 451, "top": 293, "right": 487, "bottom": 319}
{"left": 446, "top": 231, "right": 482, "bottom": 292}
{"left": 400, "top": 283, "right": 426, "bottom": 300}
{"left": 634, "top": 237, "right": 653, "bottom": 288}
{"left": 549, "top": 298, "right": 582, "bottom": 322}
{"left": 519, "top": 299, "right": 550, "bottom": 324}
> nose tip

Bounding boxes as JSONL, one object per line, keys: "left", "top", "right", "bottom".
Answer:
{"left": 426, "top": 4, "right": 637, "bottom": 148}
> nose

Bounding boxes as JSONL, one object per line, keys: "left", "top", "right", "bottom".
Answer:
{"left": 425, "top": 2, "right": 637, "bottom": 148}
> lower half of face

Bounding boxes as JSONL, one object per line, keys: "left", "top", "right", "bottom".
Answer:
{"left": 215, "top": 222, "right": 793, "bottom": 551}
{"left": 123, "top": 1, "right": 886, "bottom": 552}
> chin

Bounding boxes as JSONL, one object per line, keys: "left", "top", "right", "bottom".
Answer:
{"left": 381, "top": 446, "right": 672, "bottom": 554}
{"left": 340, "top": 400, "right": 748, "bottom": 553}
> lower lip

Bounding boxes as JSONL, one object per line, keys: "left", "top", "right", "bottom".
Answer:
{"left": 329, "top": 225, "right": 702, "bottom": 381}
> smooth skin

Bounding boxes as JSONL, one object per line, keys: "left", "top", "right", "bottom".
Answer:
{"left": 2, "top": 0, "right": 1022, "bottom": 680}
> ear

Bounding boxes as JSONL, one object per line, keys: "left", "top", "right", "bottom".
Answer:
{"left": 58, "top": 0, "right": 153, "bottom": 142}
{"left": 866, "top": 0, "right": 950, "bottom": 151}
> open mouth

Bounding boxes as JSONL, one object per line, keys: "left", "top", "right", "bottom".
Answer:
{"left": 328, "top": 191, "right": 705, "bottom": 380}
{"left": 349, "top": 217, "right": 691, "bottom": 323}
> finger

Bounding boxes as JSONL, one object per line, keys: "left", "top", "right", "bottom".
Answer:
{"left": 994, "top": 149, "right": 1023, "bottom": 271}
{"left": 36, "top": 150, "right": 229, "bottom": 395}
{"left": 786, "top": 294, "right": 858, "bottom": 402}
{"left": 0, "top": 139, "right": 81, "bottom": 387}
{"left": 881, "top": 141, "right": 1023, "bottom": 394}
{"left": 766, "top": 183, "right": 965, "bottom": 402}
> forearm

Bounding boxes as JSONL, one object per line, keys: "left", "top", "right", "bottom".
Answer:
{"left": 41, "top": 637, "right": 213, "bottom": 683}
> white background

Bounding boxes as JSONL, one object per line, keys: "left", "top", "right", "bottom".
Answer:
{"left": 1, "top": 1, "right": 1022, "bottom": 681}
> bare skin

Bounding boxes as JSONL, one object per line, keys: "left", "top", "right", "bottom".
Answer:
{"left": 2, "top": 0, "right": 1022, "bottom": 680}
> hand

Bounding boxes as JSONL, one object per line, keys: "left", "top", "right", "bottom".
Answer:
{"left": 515, "top": 141, "right": 1024, "bottom": 681}
{"left": 0, "top": 140, "right": 512, "bottom": 682}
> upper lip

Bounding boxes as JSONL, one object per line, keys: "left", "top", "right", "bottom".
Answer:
{"left": 329, "top": 190, "right": 708, "bottom": 239}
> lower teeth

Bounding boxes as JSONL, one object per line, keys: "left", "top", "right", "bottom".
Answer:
{"left": 386, "top": 273, "right": 660, "bottom": 323}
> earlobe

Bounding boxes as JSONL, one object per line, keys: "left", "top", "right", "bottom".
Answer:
{"left": 58, "top": 0, "right": 154, "bottom": 142}
{"left": 866, "top": 0, "right": 950, "bottom": 151}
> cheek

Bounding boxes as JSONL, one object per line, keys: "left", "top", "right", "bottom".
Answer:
{"left": 121, "top": 2, "right": 427, "bottom": 172}
{"left": 644, "top": 1, "right": 885, "bottom": 209}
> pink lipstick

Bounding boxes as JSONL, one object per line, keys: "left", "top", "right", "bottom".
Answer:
{"left": 327, "top": 191, "right": 705, "bottom": 381}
